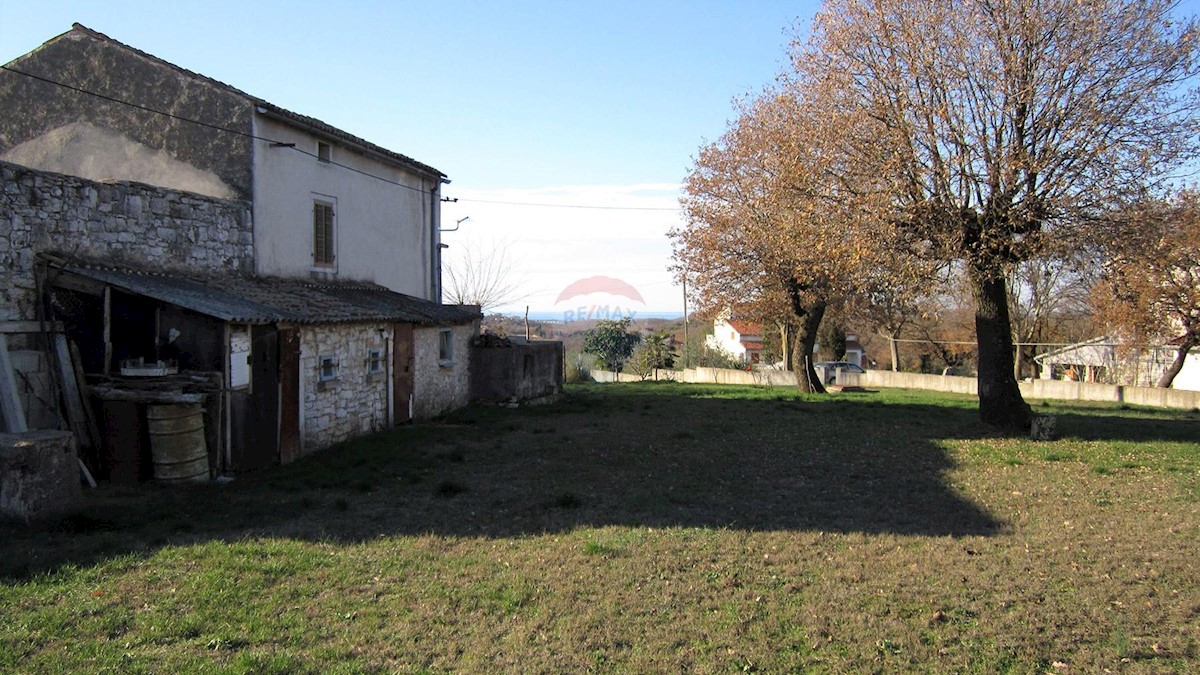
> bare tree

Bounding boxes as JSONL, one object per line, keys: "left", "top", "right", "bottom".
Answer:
{"left": 443, "top": 238, "right": 525, "bottom": 312}
{"left": 1009, "top": 257, "right": 1097, "bottom": 380}
{"left": 1094, "top": 190, "right": 1200, "bottom": 388}
{"left": 796, "top": 0, "right": 1200, "bottom": 428}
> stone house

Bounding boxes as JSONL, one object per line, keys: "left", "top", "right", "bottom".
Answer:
{"left": 0, "top": 25, "right": 481, "bottom": 476}
{"left": 1, "top": 23, "right": 447, "bottom": 299}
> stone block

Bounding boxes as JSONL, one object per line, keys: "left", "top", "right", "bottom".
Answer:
{"left": 0, "top": 431, "right": 81, "bottom": 524}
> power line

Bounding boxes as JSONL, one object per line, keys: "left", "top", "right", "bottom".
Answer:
{"left": 0, "top": 64, "right": 432, "bottom": 196}
{"left": 1, "top": 64, "right": 689, "bottom": 213}
{"left": 452, "top": 197, "right": 682, "bottom": 212}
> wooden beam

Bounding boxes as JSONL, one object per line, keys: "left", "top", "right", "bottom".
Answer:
{"left": 0, "top": 321, "right": 64, "bottom": 334}
{"left": 0, "top": 334, "right": 29, "bottom": 433}
{"left": 102, "top": 286, "right": 112, "bottom": 376}
{"left": 54, "top": 334, "right": 92, "bottom": 450}
{"left": 70, "top": 340, "right": 102, "bottom": 450}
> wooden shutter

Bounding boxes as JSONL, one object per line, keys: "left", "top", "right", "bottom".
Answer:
{"left": 313, "top": 201, "right": 334, "bottom": 265}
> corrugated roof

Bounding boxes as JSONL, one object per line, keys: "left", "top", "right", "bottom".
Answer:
{"left": 57, "top": 262, "right": 480, "bottom": 326}
{"left": 60, "top": 24, "right": 446, "bottom": 181}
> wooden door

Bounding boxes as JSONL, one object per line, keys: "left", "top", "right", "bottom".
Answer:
{"left": 392, "top": 323, "right": 414, "bottom": 424}
{"left": 278, "top": 327, "right": 300, "bottom": 463}
{"left": 231, "top": 326, "right": 280, "bottom": 471}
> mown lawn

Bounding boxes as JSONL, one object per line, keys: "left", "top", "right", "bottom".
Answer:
{"left": 2, "top": 382, "right": 1199, "bottom": 673}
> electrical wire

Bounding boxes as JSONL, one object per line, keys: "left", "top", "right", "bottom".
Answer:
{"left": 452, "top": 197, "right": 681, "bottom": 212}
{"left": 1, "top": 64, "right": 687, "bottom": 213}
{"left": 1, "top": 64, "right": 432, "bottom": 196}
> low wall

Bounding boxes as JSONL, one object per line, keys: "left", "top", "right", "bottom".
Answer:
{"left": 471, "top": 340, "right": 564, "bottom": 404}
{"left": 1, "top": 430, "right": 80, "bottom": 523}
{"left": 592, "top": 367, "right": 1200, "bottom": 410}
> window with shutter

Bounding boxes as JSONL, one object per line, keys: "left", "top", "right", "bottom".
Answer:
{"left": 313, "top": 200, "right": 335, "bottom": 267}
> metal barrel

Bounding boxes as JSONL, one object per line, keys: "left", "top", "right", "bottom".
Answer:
{"left": 145, "top": 403, "right": 209, "bottom": 483}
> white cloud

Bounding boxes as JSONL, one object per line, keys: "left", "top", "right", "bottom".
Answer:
{"left": 440, "top": 184, "right": 686, "bottom": 315}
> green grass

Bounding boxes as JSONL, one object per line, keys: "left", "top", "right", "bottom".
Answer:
{"left": 2, "top": 382, "right": 1199, "bottom": 672}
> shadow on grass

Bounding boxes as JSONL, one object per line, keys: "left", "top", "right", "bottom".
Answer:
{"left": 7, "top": 382, "right": 1195, "bottom": 579}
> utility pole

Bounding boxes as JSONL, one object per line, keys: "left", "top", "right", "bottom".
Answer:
{"left": 682, "top": 276, "right": 689, "bottom": 368}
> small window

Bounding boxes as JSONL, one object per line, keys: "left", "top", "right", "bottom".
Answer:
{"left": 229, "top": 325, "right": 251, "bottom": 389}
{"left": 366, "top": 349, "right": 383, "bottom": 374}
{"left": 317, "top": 141, "right": 332, "bottom": 163}
{"left": 438, "top": 329, "right": 454, "bottom": 364}
{"left": 319, "top": 355, "right": 339, "bottom": 382}
{"left": 313, "top": 199, "right": 336, "bottom": 268}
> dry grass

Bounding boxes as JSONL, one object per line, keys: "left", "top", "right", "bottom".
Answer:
{"left": 2, "top": 382, "right": 1198, "bottom": 673}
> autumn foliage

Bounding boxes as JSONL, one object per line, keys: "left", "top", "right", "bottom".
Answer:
{"left": 676, "top": 0, "right": 1200, "bottom": 427}
{"left": 1094, "top": 191, "right": 1200, "bottom": 388}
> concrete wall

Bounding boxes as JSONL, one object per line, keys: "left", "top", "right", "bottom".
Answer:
{"left": 251, "top": 116, "right": 436, "bottom": 299}
{"left": 1, "top": 430, "right": 80, "bottom": 523}
{"left": 0, "top": 27, "right": 253, "bottom": 198}
{"left": 1, "top": 161, "right": 254, "bottom": 321}
{"left": 412, "top": 323, "right": 475, "bottom": 419}
{"left": 7, "top": 347, "right": 57, "bottom": 429}
{"left": 471, "top": 340, "right": 564, "bottom": 404}
{"left": 592, "top": 366, "right": 1200, "bottom": 411}
{"left": 298, "top": 323, "right": 390, "bottom": 453}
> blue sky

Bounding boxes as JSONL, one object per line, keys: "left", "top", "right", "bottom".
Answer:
{"left": 5, "top": 1, "right": 1199, "bottom": 316}
{"left": 2, "top": 1, "right": 821, "bottom": 315}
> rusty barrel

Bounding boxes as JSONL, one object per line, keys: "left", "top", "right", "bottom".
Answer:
{"left": 145, "top": 403, "right": 208, "bottom": 483}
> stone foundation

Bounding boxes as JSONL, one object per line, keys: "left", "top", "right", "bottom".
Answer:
{"left": 0, "top": 430, "right": 80, "bottom": 523}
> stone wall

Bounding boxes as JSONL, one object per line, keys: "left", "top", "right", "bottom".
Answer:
{"left": 0, "top": 26, "right": 254, "bottom": 198}
{"left": 471, "top": 340, "right": 564, "bottom": 404}
{"left": 1, "top": 430, "right": 80, "bottom": 523}
{"left": 413, "top": 323, "right": 476, "bottom": 419}
{"left": 1, "top": 161, "right": 254, "bottom": 320}
{"left": 299, "top": 323, "right": 389, "bottom": 452}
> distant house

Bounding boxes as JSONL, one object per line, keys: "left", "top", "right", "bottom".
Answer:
{"left": 842, "top": 333, "right": 864, "bottom": 366}
{"left": 1034, "top": 337, "right": 1200, "bottom": 391}
{"left": 708, "top": 318, "right": 764, "bottom": 365}
{"left": 0, "top": 24, "right": 481, "bottom": 477}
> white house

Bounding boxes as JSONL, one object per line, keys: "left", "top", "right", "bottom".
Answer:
{"left": 708, "top": 318, "right": 764, "bottom": 365}
{"left": 1034, "top": 336, "right": 1200, "bottom": 391}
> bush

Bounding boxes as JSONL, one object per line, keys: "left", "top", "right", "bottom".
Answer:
{"left": 565, "top": 351, "right": 597, "bottom": 383}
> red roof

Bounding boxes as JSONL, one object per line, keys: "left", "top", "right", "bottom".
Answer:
{"left": 729, "top": 321, "right": 763, "bottom": 337}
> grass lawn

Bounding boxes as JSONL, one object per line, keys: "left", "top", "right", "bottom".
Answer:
{"left": 2, "top": 382, "right": 1199, "bottom": 673}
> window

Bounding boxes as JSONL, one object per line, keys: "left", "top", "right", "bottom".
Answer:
{"left": 313, "top": 199, "right": 336, "bottom": 268}
{"left": 317, "top": 141, "right": 332, "bottom": 163}
{"left": 366, "top": 349, "right": 383, "bottom": 375}
{"left": 318, "top": 355, "right": 339, "bottom": 382}
{"left": 438, "top": 328, "right": 454, "bottom": 365}
{"left": 229, "top": 325, "right": 251, "bottom": 389}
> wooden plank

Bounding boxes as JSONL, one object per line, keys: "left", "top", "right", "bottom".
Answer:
{"left": 53, "top": 334, "right": 89, "bottom": 448}
{"left": 392, "top": 323, "right": 414, "bottom": 424}
{"left": 102, "top": 286, "right": 112, "bottom": 376}
{"left": 0, "top": 334, "right": 29, "bottom": 433}
{"left": 278, "top": 328, "right": 300, "bottom": 464}
{"left": 0, "top": 320, "right": 65, "bottom": 333}
{"left": 69, "top": 340, "right": 102, "bottom": 449}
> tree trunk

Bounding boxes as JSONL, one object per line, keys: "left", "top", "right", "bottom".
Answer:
{"left": 968, "top": 263, "right": 1031, "bottom": 430}
{"left": 1156, "top": 341, "right": 1194, "bottom": 388}
{"left": 888, "top": 333, "right": 900, "bottom": 372}
{"left": 792, "top": 302, "right": 827, "bottom": 393}
{"left": 778, "top": 320, "right": 795, "bottom": 371}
